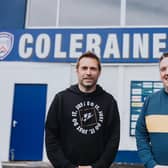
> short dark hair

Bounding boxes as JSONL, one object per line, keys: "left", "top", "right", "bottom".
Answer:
{"left": 159, "top": 52, "right": 168, "bottom": 63}
{"left": 76, "top": 51, "right": 101, "bottom": 71}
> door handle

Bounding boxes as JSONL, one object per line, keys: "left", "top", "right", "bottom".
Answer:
{"left": 12, "top": 120, "right": 18, "bottom": 128}
{"left": 10, "top": 148, "right": 15, "bottom": 160}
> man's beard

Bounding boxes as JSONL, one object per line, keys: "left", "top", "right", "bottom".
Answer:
{"left": 80, "top": 80, "right": 97, "bottom": 91}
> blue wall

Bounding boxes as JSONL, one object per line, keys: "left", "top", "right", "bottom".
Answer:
{"left": 115, "top": 151, "right": 141, "bottom": 163}
{"left": 0, "top": 0, "right": 27, "bottom": 28}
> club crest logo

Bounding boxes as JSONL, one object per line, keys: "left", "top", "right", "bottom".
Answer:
{"left": 0, "top": 32, "right": 14, "bottom": 60}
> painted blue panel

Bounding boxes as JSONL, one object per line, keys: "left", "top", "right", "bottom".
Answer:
{"left": 115, "top": 151, "right": 141, "bottom": 163}
{"left": 9, "top": 84, "right": 47, "bottom": 160}
{"left": 0, "top": 0, "right": 27, "bottom": 28}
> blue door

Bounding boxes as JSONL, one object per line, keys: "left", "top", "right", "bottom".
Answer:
{"left": 9, "top": 84, "right": 47, "bottom": 161}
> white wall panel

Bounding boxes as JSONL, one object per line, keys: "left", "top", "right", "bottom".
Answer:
{"left": 26, "top": 0, "right": 58, "bottom": 28}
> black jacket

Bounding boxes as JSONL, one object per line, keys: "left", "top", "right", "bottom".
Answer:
{"left": 45, "top": 84, "right": 120, "bottom": 168}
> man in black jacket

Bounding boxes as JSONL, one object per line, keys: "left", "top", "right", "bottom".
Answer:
{"left": 45, "top": 51, "right": 120, "bottom": 168}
